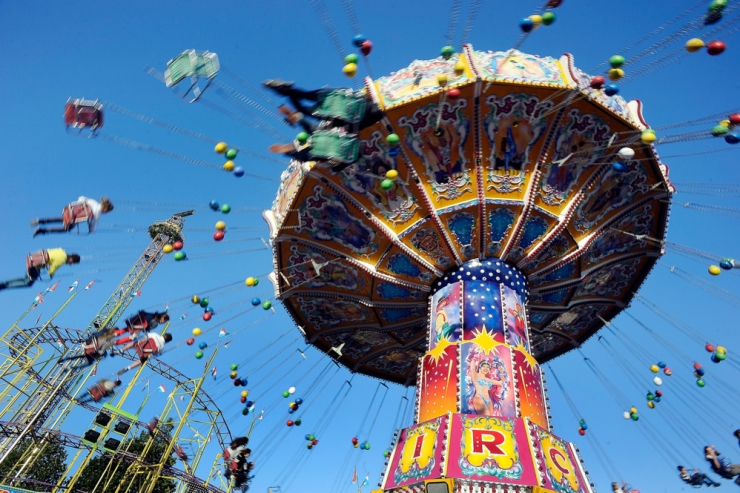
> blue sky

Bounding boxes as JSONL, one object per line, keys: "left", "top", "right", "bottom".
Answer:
{"left": 0, "top": 0, "right": 739, "bottom": 491}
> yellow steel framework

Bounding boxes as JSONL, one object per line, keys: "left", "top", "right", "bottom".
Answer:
{"left": 0, "top": 211, "right": 236, "bottom": 492}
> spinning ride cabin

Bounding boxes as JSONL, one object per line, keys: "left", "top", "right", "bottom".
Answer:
{"left": 265, "top": 45, "right": 673, "bottom": 493}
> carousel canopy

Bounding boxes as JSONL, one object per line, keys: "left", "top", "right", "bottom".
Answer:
{"left": 265, "top": 46, "right": 673, "bottom": 385}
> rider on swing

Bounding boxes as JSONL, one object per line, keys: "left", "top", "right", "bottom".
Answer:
{"left": 678, "top": 465, "right": 721, "bottom": 487}
{"left": 31, "top": 196, "right": 114, "bottom": 237}
{"left": 263, "top": 80, "right": 384, "bottom": 170}
{"left": 0, "top": 249, "right": 80, "bottom": 291}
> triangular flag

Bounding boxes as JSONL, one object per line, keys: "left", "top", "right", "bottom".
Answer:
{"left": 57, "top": 339, "right": 64, "bottom": 348}
{"left": 68, "top": 280, "right": 79, "bottom": 292}
{"left": 92, "top": 364, "right": 97, "bottom": 376}
{"left": 179, "top": 313, "right": 188, "bottom": 320}
{"left": 352, "top": 467, "right": 357, "bottom": 484}
{"left": 165, "top": 302, "right": 169, "bottom": 313}
{"left": 211, "top": 366, "right": 217, "bottom": 379}
{"left": 48, "top": 280, "right": 60, "bottom": 292}
{"left": 34, "top": 292, "right": 44, "bottom": 304}
{"left": 362, "top": 473, "right": 369, "bottom": 487}
{"left": 218, "top": 328, "right": 228, "bottom": 338}
{"left": 178, "top": 395, "right": 185, "bottom": 401}
{"left": 84, "top": 280, "right": 96, "bottom": 290}
{"left": 131, "top": 290, "right": 141, "bottom": 298}
{"left": 142, "top": 379, "right": 150, "bottom": 392}
{"left": 35, "top": 313, "right": 42, "bottom": 325}
{"left": 157, "top": 384, "right": 166, "bottom": 393}
{"left": 222, "top": 339, "right": 232, "bottom": 348}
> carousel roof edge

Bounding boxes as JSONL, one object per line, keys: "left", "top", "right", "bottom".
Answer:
{"left": 268, "top": 271, "right": 280, "bottom": 299}
{"left": 262, "top": 209, "right": 278, "bottom": 239}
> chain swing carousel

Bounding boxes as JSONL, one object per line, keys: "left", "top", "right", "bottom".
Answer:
{"left": 264, "top": 44, "right": 672, "bottom": 493}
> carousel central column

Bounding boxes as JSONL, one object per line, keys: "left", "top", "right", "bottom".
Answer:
{"left": 418, "top": 259, "right": 547, "bottom": 428}
{"left": 380, "top": 259, "right": 594, "bottom": 493}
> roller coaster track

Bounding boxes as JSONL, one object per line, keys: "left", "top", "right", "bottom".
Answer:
{"left": 5, "top": 326, "right": 231, "bottom": 451}
{"left": 0, "top": 420, "right": 226, "bottom": 493}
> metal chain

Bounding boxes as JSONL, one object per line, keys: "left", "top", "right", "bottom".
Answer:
{"left": 459, "top": 0, "right": 483, "bottom": 47}
{"left": 220, "top": 65, "right": 280, "bottom": 106}
{"left": 102, "top": 102, "right": 289, "bottom": 167}
{"left": 97, "top": 133, "right": 280, "bottom": 182}
{"left": 341, "top": 0, "right": 362, "bottom": 39}
{"left": 446, "top": 0, "right": 461, "bottom": 47}
{"left": 309, "top": 0, "right": 347, "bottom": 61}
{"left": 590, "top": 0, "right": 707, "bottom": 72}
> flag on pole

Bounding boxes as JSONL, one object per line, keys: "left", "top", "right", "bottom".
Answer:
{"left": 157, "top": 384, "right": 167, "bottom": 393}
{"left": 351, "top": 468, "right": 357, "bottom": 484}
{"left": 48, "top": 280, "right": 60, "bottom": 292}
{"left": 68, "top": 280, "right": 79, "bottom": 292}
{"left": 142, "top": 379, "right": 150, "bottom": 392}
{"left": 211, "top": 366, "right": 217, "bottom": 379}
{"left": 57, "top": 339, "right": 64, "bottom": 348}
{"left": 361, "top": 473, "right": 369, "bottom": 487}
{"left": 34, "top": 292, "right": 44, "bottom": 304}
{"left": 222, "top": 339, "right": 232, "bottom": 348}
{"left": 131, "top": 290, "right": 142, "bottom": 298}
{"left": 84, "top": 280, "right": 96, "bottom": 290}
{"left": 258, "top": 408, "right": 265, "bottom": 420}
{"left": 218, "top": 328, "right": 228, "bottom": 338}
{"left": 179, "top": 313, "right": 188, "bottom": 320}
{"left": 178, "top": 395, "right": 185, "bottom": 401}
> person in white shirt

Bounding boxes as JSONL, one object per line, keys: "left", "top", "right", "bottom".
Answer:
{"left": 116, "top": 332, "right": 172, "bottom": 375}
{"left": 31, "top": 196, "right": 113, "bottom": 237}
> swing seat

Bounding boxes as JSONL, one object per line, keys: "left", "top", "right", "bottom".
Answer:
{"left": 64, "top": 99, "right": 104, "bottom": 132}
{"left": 134, "top": 338, "right": 158, "bottom": 359}
{"left": 164, "top": 50, "right": 220, "bottom": 102}
{"left": 308, "top": 130, "right": 360, "bottom": 164}
{"left": 87, "top": 383, "right": 106, "bottom": 403}
{"left": 86, "top": 330, "right": 115, "bottom": 355}
{"left": 26, "top": 250, "right": 50, "bottom": 271}
{"left": 313, "top": 89, "right": 366, "bottom": 124}
{"left": 62, "top": 201, "right": 94, "bottom": 232}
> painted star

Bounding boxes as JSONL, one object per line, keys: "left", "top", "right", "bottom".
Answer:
{"left": 513, "top": 341, "right": 540, "bottom": 369}
{"left": 466, "top": 325, "right": 506, "bottom": 355}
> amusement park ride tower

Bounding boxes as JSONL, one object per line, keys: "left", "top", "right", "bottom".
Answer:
{"left": 265, "top": 45, "right": 673, "bottom": 493}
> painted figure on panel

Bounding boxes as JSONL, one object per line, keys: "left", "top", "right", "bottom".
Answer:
{"left": 463, "top": 347, "right": 509, "bottom": 416}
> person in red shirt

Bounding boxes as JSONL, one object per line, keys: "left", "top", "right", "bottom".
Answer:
{"left": 112, "top": 311, "right": 169, "bottom": 344}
